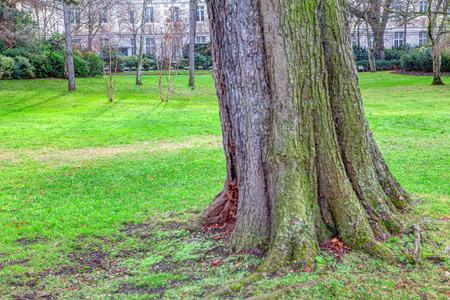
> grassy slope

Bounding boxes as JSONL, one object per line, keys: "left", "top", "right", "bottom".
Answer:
{"left": 0, "top": 72, "right": 449, "bottom": 299}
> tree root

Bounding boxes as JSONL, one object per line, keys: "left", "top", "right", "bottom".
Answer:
{"left": 183, "top": 181, "right": 238, "bottom": 231}
{"left": 205, "top": 272, "right": 265, "bottom": 299}
{"left": 411, "top": 224, "right": 423, "bottom": 266}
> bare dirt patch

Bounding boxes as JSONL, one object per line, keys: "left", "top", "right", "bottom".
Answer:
{"left": 0, "top": 136, "right": 222, "bottom": 165}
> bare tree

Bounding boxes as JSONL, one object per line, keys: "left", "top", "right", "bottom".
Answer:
{"left": 26, "top": 0, "right": 61, "bottom": 41}
{"left": 424, "top": 0, "right": 450, "bottom": 85}
{"left": 349, "top": 0, "right": 395, "bottom": 60}
{"left": 63, "top": 0, "right": 76, "bottom": 91}
{"left": 75, "top": 0, "right": 119, "bottom": 51}
{"left": 136, "top": 0, "right": 147, "bottom": 85}
{"left": 188, "top": 0, "right": 196, "bottom": 87}
{"left": 121, "top": 0, "right": 143, "bottom": 56}
{"left": 154, "top": 1, "right": 188, "bottom": 101}
{"left": 363, "top": 0, "right": 377, "bottom": 71}
{"left": 390, "top": 0, "right": 421, "bottom": 45}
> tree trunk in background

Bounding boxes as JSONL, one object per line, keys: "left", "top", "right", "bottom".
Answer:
{"left": 136, "top": 0, "right": 147, "bottom": 85}
{"left": 432, "top": 42, "right": 444, "bottom": 85}
{"left": 63, "top": 1, "right": 76, "bottom": 91}
{"left": 188, "top": 0, "right": 196, "bottom": 87}
{"left": 372, "top": 28, "right": 385, "bottom": 60}
{"left": 364, "top": 1, "right": 376, "bottom": 73}
{"left": 188, "top": 0, "right": 413, "bottom": 273}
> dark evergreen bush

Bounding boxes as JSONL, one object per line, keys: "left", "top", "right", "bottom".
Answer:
{"left": 12, "top": 56, "right": 35, "bottom": 79}
{"left": 352, "top": 45, "right": 368, "bottom": 61}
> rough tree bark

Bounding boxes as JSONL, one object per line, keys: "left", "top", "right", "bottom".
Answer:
{"left": 63, "top": 1, "right": 76, "bottom": 91}
{"left": 188, "top": 0, "right": 414, "bottom": 273}
{"left": 188, "top": 0, "right": 196, "bottom": 87}
{"left": 431, "top": 42, "right": 443, "bottom": 86}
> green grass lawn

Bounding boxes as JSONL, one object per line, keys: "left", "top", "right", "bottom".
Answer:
{"left": 0, "top": 72, "right": 449, "bottom": 299}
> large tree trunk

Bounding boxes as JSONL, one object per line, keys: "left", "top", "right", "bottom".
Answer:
{"left": 432, "top": 42, "right": 444, "bottom": 85}
{"left": 188, "top": 0, "right": 196, "bottom": 87}
{"left": 189, "top": 0, "right": 413, "bottom": 273}
{"left": 63, "top": 1, "right": 76, "bottom": 91}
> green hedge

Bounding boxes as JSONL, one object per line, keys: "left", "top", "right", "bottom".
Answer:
{"left": 400, "top": 48, "right": 450, "bottom": 72}
{"left": 0, "top": 54, "right": 15, "bottom": 79}
{"left": 353, "top": 45, "right": 412, "bottom": 62}
{"left": 356, "top": 59, "right": 400, "bottom": 71}
{"left": 13, "top": 56, "right": 35, "bottom": 79}
{"left": 1, "top": 45, "right": 104, "bottom": 79}
{"left": 81, "top": 51, "right": 103, "bottom": 77}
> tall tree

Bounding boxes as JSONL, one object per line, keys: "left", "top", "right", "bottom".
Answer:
{"left": 136, "top": 0, "right": 147, "bottom": 85}
{"left": 424, "top": 0, "right": 449, "bottom": 85}
{"left": 76, "top": 0, "right": 118, "bottom": 51}
{"left": 188, "top": 0, "right": 196, "bottom": 87}
{"left": 188, "top": 0, "right": 413, "bottom": 272}
{"left": 63, "top": 0, "right": 76, "bottom": 91}
{"left": 349, "top": 0, "right": 395, "bottom": 60}
{"left": 122, "top": 0, "right": 142, "bottom": 56}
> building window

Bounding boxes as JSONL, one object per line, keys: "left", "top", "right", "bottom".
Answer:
{"left": 196, "top": 36, "right": 206, "bottom": 44}
{"left": 369, "top": 34, "right": 374, "bottom": 48}
{"left": 145, "top": 7, "right": 154, "bottom": 23}
{"left": 172, "top": 7, "right": 180, "bottom": 22}
{"left": 394, "top": 32, "right": 404, "bottom": 46}
{"left": 129, "top": 10, "right": 135, "bottom": 23}
{"left": 197, "top": 6, "right": 205, "bottom": 21}
{"left": 146, "top": 38, "right": 155, "bottom": 55}
{"left": 419, "top": 1, "right": 428, "bottom": 13}
{"left": 419, "top": 32, "right": 428, "bottom": 46}
{"left": 69, "top": 9, "right": 80, "bottom": 25}
{"left": 352, "top": 35, "right": 358, "bottom": 45}
{"left": 101, "top": 38, "right": 109, "bottom": 46}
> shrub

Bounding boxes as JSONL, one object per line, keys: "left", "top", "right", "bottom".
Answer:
{"left": 2, "top": 47, "right": 33, "bottom": 59}
{"left": 356, "top": 59, "right": 399, "bottom": 71}
{"left": 0, "top": 54, "right": 15, "bottom": 79}
{"left": 177, "top": 57, "right": 188, "bottom": 69}
{"left": 29, "top": 54, "right": 52, "bottom": 78}
{"left": 385, "top": 49, "right": 404, "bottom": 60}
{"left": 73, "top": 54, "right": 89, "bottom": 78}
{"left": 126, "top": 55, "right": 138, "bottom": 68}
{"left": 441, "top": 52, "right": 450, "bottom": 72}
{"left": 0, "top": 42, "right": 7, "bottom": 54}
{"left": 118, "top": 56, "right": 129, "bottom": 71}
{"left": 376, "top": 59, "right": 399, "bottom": 71}
{"left": 195, "top": 52, "right": 212, "bottom": 68}
{"left": 81, "top": 51, "right": 103, "bottom": 77}
{"left": 400, "top": 48, "right": 433, "bottom": 72}
{"left": 12, "top": 56, "right": 35, "bottom": 79}
{"left": 353, "top": 45, "right": 368, "bottom": 61}
{"left": 356, "top": 59, "right": 369, "bottom": 71}
{"left": 47, "top": 51, "right": 65, "bottom": 78}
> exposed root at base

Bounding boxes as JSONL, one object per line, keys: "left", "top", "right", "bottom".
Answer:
{"left": 183, "top": 181, "right": 238, "bottom": 231}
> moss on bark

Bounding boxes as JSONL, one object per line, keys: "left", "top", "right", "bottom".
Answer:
{"left": 190, "top": 0, "right": 413, "bottom": 274}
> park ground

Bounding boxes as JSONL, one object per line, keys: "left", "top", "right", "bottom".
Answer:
{"left": 0, "top": 72, "right": 449, "bottom": 299}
